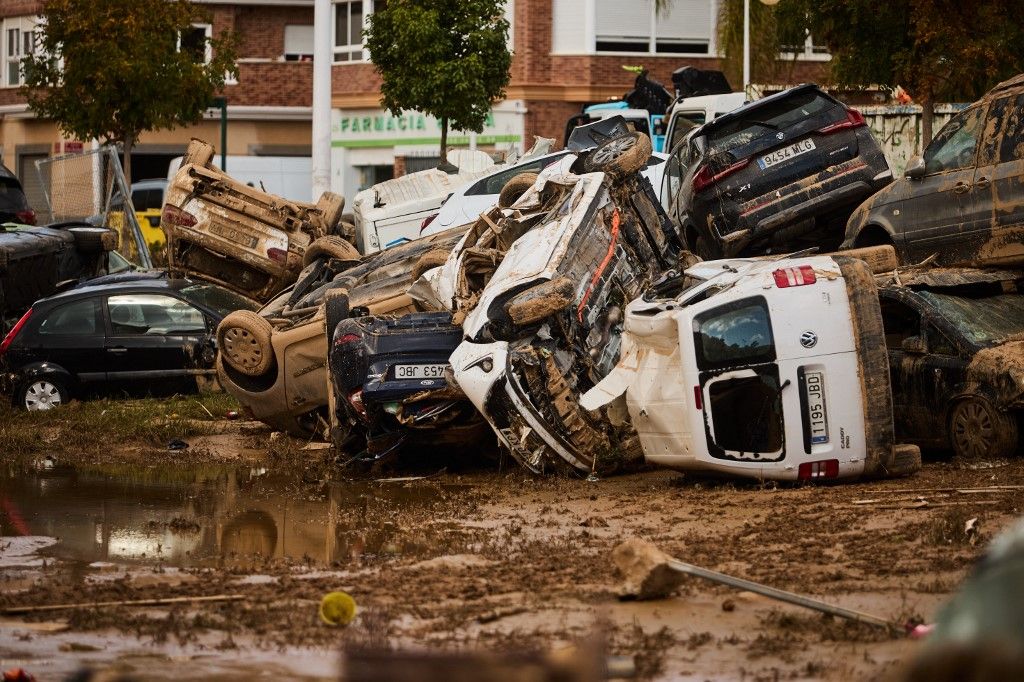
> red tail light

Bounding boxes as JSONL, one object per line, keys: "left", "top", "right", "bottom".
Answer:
{"left": 267, "top": 247, "right": 287, "bottom": 263}
{"left": 773, "top": 265, "right": 816, "bottom": 288}
{"left": 0, "top": 308, "right": 32, "bottom": 357}
{"left": 693, "top": 385, "right": 703, "bottom": 411}
{"left": 419, "top": 214, "right": 438, "bottom": 233}
{"left": 14, "top": 209, "right": 36, "bottom": 225}
{"left": 798, "top": 459, "right": 839, "bottom": 480}
{"left": 161, "top": 205, "right": 197, "bottom": 228}
{"left": 818, "top": 108, "right": 866, "bottom": 135}
{"left": 333, "top": 333, "right": 360, "bottom": 347}
{"left": 692, "top": 157, "right": 751, "bottom": 194}
{"left": 348, "top": 389, "right": 366, "bottom": 418}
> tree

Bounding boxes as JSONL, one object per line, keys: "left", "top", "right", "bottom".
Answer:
{"left": 21, "top": 0, "right": 237, "bottom": 183}
{"left": 365, "top": 0, "right": 512, "bottom": 165}
{"left": 715, "top": 0, "right": 810, "bottom": 88}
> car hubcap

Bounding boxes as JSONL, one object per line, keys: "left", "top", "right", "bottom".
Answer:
{"left": 953, "top": 402, "right": 994, "bottom": 458}
{"left": 25, "top": 381, "right": 62, "bottom": 411}
{"left": 592, "top": 136, "right": 636, "bottom": 165}
{"left": 223, "top": 327, "right": 264, "bottom": 369}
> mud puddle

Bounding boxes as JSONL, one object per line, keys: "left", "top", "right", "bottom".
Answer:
{"left": 0, "top": 461, "right": 468, "bottom": 570}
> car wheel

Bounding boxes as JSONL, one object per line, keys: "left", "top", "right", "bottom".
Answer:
{"left": 68, "top": 226, "right": 119, "bottom": 254}
{"left": 950, "top": 398, "right": 1019, "bottom": 459}
{"left": 17, "top": 378, "right": 69, "bottom": 411}
{"left": 302, "top": 235, "right": 361, "bottom": 267}
{"left": 315, "top": 191, "right": 345, "bottom": 236}
{"left": 583, "top": 132, "right": 652, "bottom": 180}
{"left": 497, "top": 172, "right": 539, "bottom": 208}
{"left": 410, "top": 248, "right": 451, "bottom": 280}
{"left": 218, "top": 310, "right": 275, "bottom": 377}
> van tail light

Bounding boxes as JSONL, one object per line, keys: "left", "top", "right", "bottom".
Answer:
{"left": 348, "top": 389, "right": 366, "bottom": 418}
{"left": 693, "top": 385, "right": 703, "bottom": 410}
{"left": 773, "top": 265, "right": 816, "bottom": 288}
{"left": 818, "top": 108, "right": 866, "bottom": 135}
{"left": 334, "top": 333, "right": 360, "bottom": 347}
{"left": 161, "top": 205, "right": 197, "bottom": 228}
{"left": 0, "top": 308, "right": 32, "bottom": 357}
{"left": 692, "top": 157, "right": 751, "bottom": 194}
{"left": 267, "top": 247, "right": 287, "bottom": 263}
{"left": 419, "top": 214, "right": 438, "bottom": 234}
{"left": 798, "top": 459, "right": 839, "bottom": 480}
{"left": 15, "top": 209, "right": 36, "bottom": 225}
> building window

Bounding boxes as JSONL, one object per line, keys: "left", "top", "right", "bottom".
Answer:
{"left": 595, "top": 0, "right": 710, "bottom": 55}
{"left": 284, "top": 24, "right": 314, "bottom": 61}
{"left": 180, "top": 23, "right": 212, "bottom": 64}
{"left": 781, "top": 31, "right": 829, "bottom": 60}
{"left": 2, "top": 16, "right": 41, "bottom": 88}
{"left": 333, "top": 0, "right": 389, "bottom": 63}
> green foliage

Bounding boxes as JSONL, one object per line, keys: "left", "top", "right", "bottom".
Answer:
{"left": 364, "top": 0, "right": 512, "bottom": 158}
{"left": 20, "top": 0, "right": 238, "bottom": 150}
{"left": 716, "top": 0, "right": 802, "bottom": 87}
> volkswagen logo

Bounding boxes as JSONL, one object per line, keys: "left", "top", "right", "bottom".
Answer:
{"left": 800, "top": 331, "right": 818, "bottom": 348}
{"left": 776, "top": 131, "right": 785, "bottom": 140}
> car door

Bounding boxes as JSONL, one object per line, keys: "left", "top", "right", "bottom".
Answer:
{"left": 900, "top": 105, "right": 988, "bottom": 263}
{"left": 879, "top": 294, "right": 926, "bottom": 442}
{"left": 31, "top": 297, "right": 106, "bottom": 382}
{"left": 103, "top": 292, "right": 210, "bottom": 387}
{"left": 987, "top": 91, "right": 1024, "bottom": 265}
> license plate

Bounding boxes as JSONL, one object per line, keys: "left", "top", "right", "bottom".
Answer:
{"left": 758, "top": 138, "right": 816, "bottom": 170}
{"left": 209, "top": 222, "right": 259, "bottom": 249}
{"left": 393, "top": 364, "right": 447, "bottom": 380}
{"left": 803, "top": 371, "right": 829, "bottom": 444}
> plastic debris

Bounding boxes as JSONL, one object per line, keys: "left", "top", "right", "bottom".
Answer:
{"left": 319, "top": 591, "right": 357, "bottom": 626}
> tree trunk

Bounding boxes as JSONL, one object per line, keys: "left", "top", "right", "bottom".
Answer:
{"left": 920, "top": 91, "right": 934, "bottom": 152}
{"left": 122, "top": 138, "right": 133, "bottom": 194}
{"left": 439, "top": 116, "right": 448, "bottom": 166}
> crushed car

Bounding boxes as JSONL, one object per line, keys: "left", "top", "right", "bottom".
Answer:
{"left": 844, "top": 72, "right": 1024, "bottom": 268}
{"left": 877, "top": 270, "right": 1024, "bottom": 458}
{"left": 665, "top": 83, "right": 891, "bottom": 259}
{"left": 162, "top": 138, "right": 348, "bottom": 304}
{"left": 580, "top": 250, "right": 922, "bottom": 482}
{"left": 444, "top": 123, "right": 685, "bottom": 475}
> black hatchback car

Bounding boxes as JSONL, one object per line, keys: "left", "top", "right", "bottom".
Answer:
{"left": 0, "top": 164, "right": 35, "bottom": 226}
{"left": 664, "top": 84, "right": 891, "bottom": 258}
{"left": 0, "top": 275, "right": 258, "bottom": 410}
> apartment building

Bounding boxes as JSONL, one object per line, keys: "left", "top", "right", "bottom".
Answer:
{"left": 0, "top": 0, "right": 828, "bottom": 204}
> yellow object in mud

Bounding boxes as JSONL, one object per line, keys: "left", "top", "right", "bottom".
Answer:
{"left": 319, "top": 591, "right": 357, "bottom": 626}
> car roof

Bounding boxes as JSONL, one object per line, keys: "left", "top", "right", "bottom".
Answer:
{"left": 697, "top": 83, "right": 829, "bottom": 136}
{"left": 41, "top": 275, "right": 195, "bottom": 305}
{"left": 131, "top": 178, "right": 168, "bottom": 191}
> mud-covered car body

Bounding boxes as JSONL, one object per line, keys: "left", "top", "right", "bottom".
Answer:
{"left": 878, "top": 277, "right": 1024, "bottom": 458}
{"left": 163, "top": 139, "right": 346, "bottom": 304}
{"left": 581, "top": 255, "right": 921, "bottom": 481}
{"left": 216, "top": 227, "right": 467, "bottom": 436}
{"left": 668, "top": 84, "right": 891, "bottom": 258}
{"left": 446, "top": 137, "right": 684, "bottom": 474}
{"left": 844, "top": 74, "right": 1024, "bottom": 268}
{"left": 329, "top": 311, "right": 484, "bottom": 455}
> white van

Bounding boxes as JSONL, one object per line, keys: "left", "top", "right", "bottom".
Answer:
{"left": 581, "top": 254, "right": 921, "bottom": 481}
{"left": 167, "top": 155, "right": 312, "bottom": 203}
{"left": 662, "top": 92, "right": 747, "bottom": 153}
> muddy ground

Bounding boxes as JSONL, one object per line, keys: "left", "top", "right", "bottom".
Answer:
{"left": 1, "top": 400, "right": 1022, "bottom": 681}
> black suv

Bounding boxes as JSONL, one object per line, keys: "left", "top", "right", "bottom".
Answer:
{"left": 0, "top": 276, "right": 257, "bottom": 410}
{"left": 665, "top": 84, "right": 891, "bottom": 258}
{"left": 0, "top": 164, "right": 35, "bottom": 225}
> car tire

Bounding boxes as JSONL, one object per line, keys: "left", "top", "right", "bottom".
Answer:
{"left": 324, "top": 288, "right": 350, "bottom": 341}
{"left": 582, "top": 132, "right": 652, "bottom": 181}
{"left": 303, "top": 235, "right": 361, "bottom": 267}
{"left": 497, "top": 172, "right": 539, "bottom": 208}
{"left": 0, "top": 247, "right": 9, "bottom": 274}
{"left": 411, "top": 248, "right": 451, "bottom": 280}
{"left": 316, "top": 192, "right": 345, "bottom": 236}
{"left": 218, "top": 310, "right": 275, "bottom": 377}
{"left": 16, "top": 377, "right": 69, "bottom": 411}
{"left": 68, "top": 226, "right": 119, "bottom": 254}
{"left": 950, "top": 398, "right": 1019, "bottom": 459}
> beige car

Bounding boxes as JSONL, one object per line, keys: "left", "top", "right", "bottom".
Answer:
{"left": 215, "top": 227, "right": 468, "bottom": 436}
{"left": 162, "top": 138, "right": 351, "bottom": 304}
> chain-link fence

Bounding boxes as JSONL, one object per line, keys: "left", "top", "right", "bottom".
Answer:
{"left": 35, "top": 146, "right": 153, "bottom": 268}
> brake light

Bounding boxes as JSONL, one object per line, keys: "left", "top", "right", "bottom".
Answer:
{"left": 333, "top": 333, "right": 360, "bottom": 347}
{"left": 0, "top": 308, "right": 32, "bottom": 357}
{"left": 818, "top": 108, "right": 866, "bottom": 135}
{"left": 692, "top": 157, "right": 751, "bottom": 194}
{"left": 348, "top": 389, "right": 366, "bottom": 417}
{"left": 419, "top": 214, "right": 437, "bottom": 233}
{"left": 267, "top": 247, "right": 287, "bottom": 263}
{"left": 798, "top": 459, "right": 839, "bottom": 480}
{"left": 161, "top": 205, "right": 196, "bottom": 228}
{"left": 14, "top": 209, "right": 35, "bottom": 225}
{"left": 693, "top": 385, "right": 702, "bottom": 411}
{"left": 773, "top": 265, "right": 816, "bottom": 288}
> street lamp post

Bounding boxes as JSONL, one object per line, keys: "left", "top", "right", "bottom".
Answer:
{"left": 743, "top": 0, "right": 780, "bottom": 94}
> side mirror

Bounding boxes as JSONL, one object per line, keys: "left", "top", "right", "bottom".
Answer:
{"left": 905, "top": 156, "right": 926, "bottom": 179}
{"left": 902, "top": 335, "right": 927, "bottom": 354}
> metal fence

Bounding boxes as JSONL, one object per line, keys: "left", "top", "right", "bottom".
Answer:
{"left": 859, "top": 103, "right": 969, "bottom": 177}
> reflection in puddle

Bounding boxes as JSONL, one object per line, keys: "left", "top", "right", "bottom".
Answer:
{"left": 0, "top": 463, "right": 463, "bottom": 569}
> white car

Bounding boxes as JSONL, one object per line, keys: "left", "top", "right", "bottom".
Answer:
{"left": 581, "top": 254, "right": 921, "bottom": 482}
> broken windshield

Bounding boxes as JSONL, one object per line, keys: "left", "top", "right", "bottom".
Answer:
{"left": 693, "top": 296, "right": 776, "bottom": 369}
{"left": 920, "top": 291, "right": 1024, "bottom": 346}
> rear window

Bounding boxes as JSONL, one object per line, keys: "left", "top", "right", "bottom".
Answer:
{"left": 179, "top": 283, "right": 260, "bottom": 317}
{"left": 693, "top": 296, "right": 776, "bottom": 369}
{"left": 0, "top": 177, "right": 28, "bottom": 210}
{"left": 708, "top": 369, "right": 784, "bottom": 456}
{"left": 705, "top": 90, "right": 838, "bottom": 158}
{"left": 465, "top": 154, "right": 569, "bottom": 196}
{"left": 920, "top": 291, "right": 1024, "bottom": 346}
